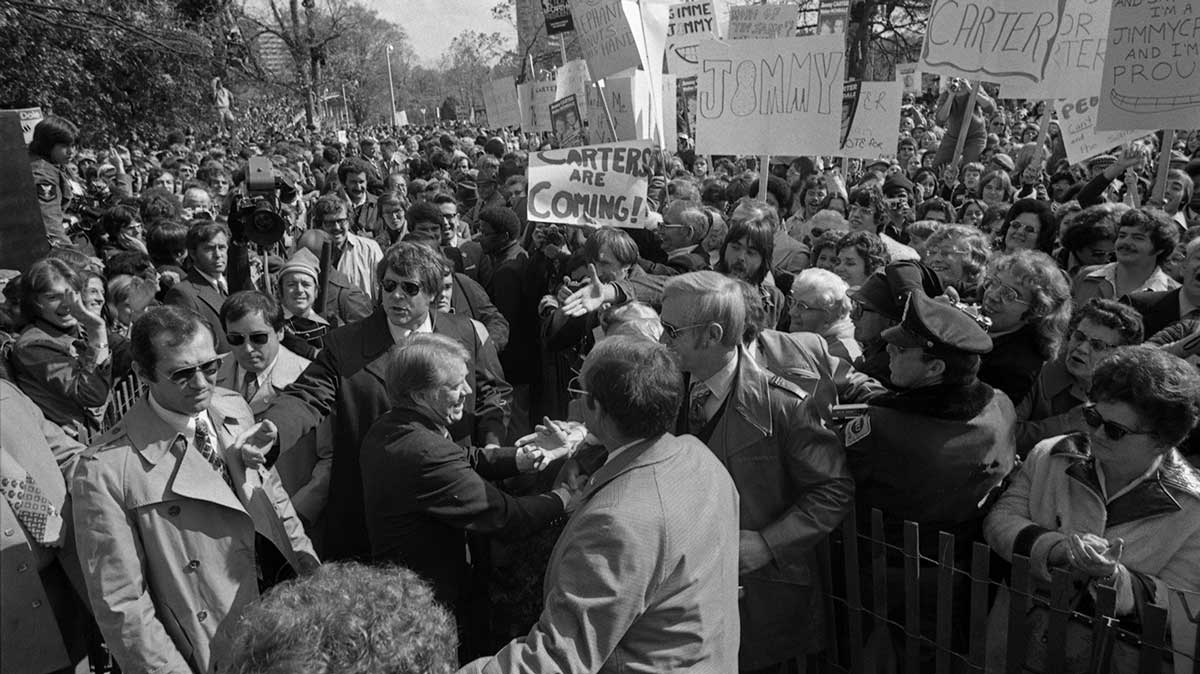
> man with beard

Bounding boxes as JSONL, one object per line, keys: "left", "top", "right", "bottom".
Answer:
{"left": 314, "top": 194, "right": 383, "bottom": 301}
{"left": 338, "top": 158, "right": 378, "bottom": 235}
{"left": 714, "top": 205, "right": 787, "bottom": 329}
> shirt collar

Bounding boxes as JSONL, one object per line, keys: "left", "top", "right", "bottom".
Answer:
{"left": 1096, "top": 455, "right": 1164, "bottom": 503}
{"left": 148, "top": 392, "right": 200, "bottom": 441}
{"left": 603, "top": 437, "right": 646, "bottom": 466}
{"left": 285, "top": 307, "right": 330, "bottom": 325}
{"left": 387, "top": 312, "right": 433, "bottom": 344}
{"left": 236, "top": 352, "right": 279, "bottom": 389}
{"left": 195, "top": 268, "right": 223, "bottom": 291}
{"left": 701, "top": 352, "right": 739, "bottom": 405}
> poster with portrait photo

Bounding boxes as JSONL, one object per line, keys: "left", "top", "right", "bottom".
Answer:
{"left": 550, "top": 94, "right": 586, "bottom": 148}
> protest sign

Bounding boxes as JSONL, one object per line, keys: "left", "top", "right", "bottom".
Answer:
{"left": 839, "top": 80, "right": 862, "bottom": 149}
{"left": 817, "top": 0, "right": 849, "bottom": 35}
{"left": 586, "top": 83, "right": 618, "bottom": 143}
{"left": 517, "top": 81, "right": 534, "bottom": 129}
{"left": 920, "top": 0, "right": 1066, "bottom": 89}
{"left": 394, "top": 111, "right": 409, "bottom": 126}
{"left": 551, "top": 95, "right": 587, "bottom": 146}
{"left": 1056, "top": 96, "right": 1150, "bottom": 165}
{"left": 585, "top": 69, "right": 654, "bottom": 142}
{"left": 895, "top": 62, "right": 922, "bottom": 95}
{"left": 16, "top": 107, "right": 43, "bottom": 145}
{"left": 1096, "top": 0, "right": 1200, "bottom": 131}
{"left": 556, "top": 59, "right": 592, "bottom": 106}
{"left": 667, "top": 0, "right": 718, "bottom": 76}
{"left": 336, "top": 129, "right": 348, "bottom": 145}
{"left": 1010, "top": 0, "right": 1112, "bottom": 99}
{"left": 543, "top": 0, "right": 575, "bottom": 34}
{"left": 728, "top": 4, "right": 797, "bottom": 40}
{"left": 695, "top": 35, "right": 846, "bottom": 156}
{"left": 569, "top": 0, "right": 644, "bottom": 79}
{"left": 840, "top": 80, "right": 903, "bottom": 160}
{"left": 527, "top": 140, "right": 654, "bottom": 228}
{"left": 662, "top": 74, "right": 679, "bottom": 151}
{"left": 532, "top": 79, "right": 559, "bottom": 133}
{"left": 484, "top": 76, "right": 523, "bottom": 128}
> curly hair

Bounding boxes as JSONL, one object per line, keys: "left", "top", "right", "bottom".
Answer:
{"left": 717, "top": 215, "right": 776, "bottom": 285}
{"left": 925, "top": 224, "right": 992, "bottom": 291}
{"left": 223, "top": 562, "right": 457, "bottom": 674}
{"left": 1059, "top": 203, "right": 1124, "bottom": 254}
{"left": 336, "top": 156, "right": 374, "bottom": 185}
{"left": 1089, "top": 345, "right": 1200, "bottom": 448}
{"left": 999, "top": 198, "right": 1058, "bottom": 253}
{"left": 1117, "top": 207, "right": 1181, "bottom": 265}
{"left": 987, "top": 250, "right": 1072, "bottom": 360}
{"left": 1067, "top": 298, "right": 1144, "bottom": 347}
{"left": 835, "top": 230, "right": 890, "bottom": 278}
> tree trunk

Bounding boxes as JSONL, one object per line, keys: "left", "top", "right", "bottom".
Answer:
{"left": 847, "top": 0, "right": 875, "bottom": 80}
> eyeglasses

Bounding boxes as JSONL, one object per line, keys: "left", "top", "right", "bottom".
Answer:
{"left": 226, "top": 332, "right": 272, "bottom": 347}
{"left": 566, "top": 376, "right": 589, "bottom": 400}
{"left": 1069, "top": 329, "right": 1118, "bottom": 352}
{"left": 165, "top": 355, "right": 224, "bottom": 385}
{"left": 981, "top": 277, "right": 1029, "bottom": 306}
{"left": 1082, "top": 403, "right": 1150, "bottom": 442}
{"left": 792, "top": 300, "right": 826, "bottom": 313}
{"left": 661, "top": 321, "right": 709, "bottom": 340}
{"left": 382, "top": 278, "right": 423, "bottom": 296}
{"left": 1007, "top": 221, "right": 1040, "bottom": 235}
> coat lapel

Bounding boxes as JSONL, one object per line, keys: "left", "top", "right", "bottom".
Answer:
{"left": 361, "top": 310, "right": 396, "bottom": 384}
{"left": 709, "top": 349, "right": 772, "bottom": 462}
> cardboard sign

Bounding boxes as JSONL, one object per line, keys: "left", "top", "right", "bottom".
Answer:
{"left": 920, "top": 0, "right": 1067, "bottom": 89}
{"left": 527, "top": 140, "right": 654, "bottom": 228}
{"left": 840, "top": 80, "right": 862, "bottom": 149}
{"left": 895, "top": 62, "right": 922, "bottom": 95}
{"left": 1056, "top": 96, "right": 1150, "bottom": 165}
{"left": 532, "top": 79, "right": 559, "bottom": 133}
{"left": 0, "top": 110, "right": 50, "bottom": 272}
{"left": 569, "top": 0, "right": 644, "bottom": 80}
{"left": 556, "top": 59, "right": 592, "bottom": 106}
{"left": 662, "top": 74, "right": 679, "bottom": 151}
{"left": 517, "top": 81, "right": 534, "bottom": 130}
{"left": 394, "top": 111, "right": 409, "bottom": 126}
{"left": 543, "top": 0, "right": 575, "bottom": 34}
{"left": 1096, "top": 0, "right": 1200, "bottom": 131}
{"left": 336, "top": 129, "right": 348, "bottom": 144}
{"left": 17, "top": 107, "right": 43, "bottom": 145}
{"left": 1010, "top": 0, "right": 1112, "bottom": 99}
{"left": 667, "top": 0, "right": 718, "bottom": 76}
{"left": 817, "top": 0, "right": 849, "bottom": 35}
{"left": 728, "top": 4, "right": 797, "bottom": 40}
{"left": 840, "top": 80, "right": 903, "bottom": 160}
{"left": 551, "top": 95, "right": 587, "bottom": 146}
{"left": 695, "top": 35, "right": 846, "bottom": 156}
{"left": 485, "top": 76, "right": 523, "bottom": 129}
{"left": 585, "top": 70, "right": 654, "bottom": 142}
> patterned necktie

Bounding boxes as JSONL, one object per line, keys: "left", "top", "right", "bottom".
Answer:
{"left": 194, "top": 417, "right": 234, "bottom": 490}
{"left": 688, "top": 382, "right": 713, "bottom": 434}
{"left": 217, "top": 277, "right": 228, "bottom": 296}
{"left": 0, "top": 451, "right": 64, "bottom": 546}
{"left": 241, "top": 370, "right": 259, "bottom": 402}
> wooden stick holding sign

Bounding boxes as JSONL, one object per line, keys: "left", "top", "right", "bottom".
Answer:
{"left": 759, "top": 156, "right": 770, "bottom": 203}
{"left": 1033, "top": 101, "right": 1052, "bottom": 167}
{"left": 1151, "top": 130, "right": 1175, "bottom": 207}
{"left": 1125, "top": 168, "right": 1141, "bottom": 208}
{"left": 951, "top": 81, "right": 983, "bottom": 167}
{"left": 594, "top": 81, "right": 619, "bottom": 142}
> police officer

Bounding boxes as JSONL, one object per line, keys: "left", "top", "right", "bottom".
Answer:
{"left": 28, "top": 116, "right": 78, "bottom": 248}
{"left": 842, "top": 291, "right": 1017, "bottom": 670}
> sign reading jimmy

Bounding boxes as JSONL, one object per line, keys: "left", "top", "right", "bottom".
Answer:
{"left": 550, "top": 94, "right": 587, "bottom": 147}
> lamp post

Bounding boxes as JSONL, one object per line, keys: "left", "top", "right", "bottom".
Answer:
{"left": 385, "top": 44, "right": 398, "bottom": 128}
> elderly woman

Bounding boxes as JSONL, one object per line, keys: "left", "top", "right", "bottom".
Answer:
{"left": 922, "top": 224, "right": 992, "bottom": 301}
{"left": 1014, "top": 299, "right": 1144, "bottom": 457}
{"left": 359, "top": 332, "right": 569, "bottom": 657}
{"left": 977, "top": 250, "right": 1072, "bottom": 407}
{"left": 834, "top": 230, "right": 890, "bottom": 288}
{"left": 985, "top": 346, "right": 1200, "bottom": 673}
{"left": 789, "top": 268, "right": 859, "bottom": 362}
{"left": 997, "top": 198, "right": 1058, "bottom": 254}
{"left": 12, "top": 257, "right": 112, "bottom": 437}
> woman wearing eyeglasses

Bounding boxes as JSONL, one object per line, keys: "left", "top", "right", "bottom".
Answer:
{"left": 1014, "top": 299, "right": 1144, "bottom": 457}
{"left": 12, "top": 258, "right": 113, "bottom": 438}
{"left": 977, "top": 251, "right": 1072, "bottom": 408}
{"left": 997, "top": 199, "right": 1057, "bottom": 255}
{"left": 984, "top": 346, "right": 1200, "bottom": 673}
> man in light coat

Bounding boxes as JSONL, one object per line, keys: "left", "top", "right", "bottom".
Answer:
{"left": 72, "top": 306, "right": 318, "bottom": 674}
{"left": 460, "top": 336, "right": 741, "bottom": 673}
{"left": 0, "top": 379, "right": 91, "bottom": 674}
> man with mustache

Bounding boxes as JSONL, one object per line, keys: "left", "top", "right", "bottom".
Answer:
{"left": 1072, "top": 208, "right": 1180, "bottom": 306}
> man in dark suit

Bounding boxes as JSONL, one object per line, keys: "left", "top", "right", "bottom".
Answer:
{"left": 1124, "top": 238, "right": 1200, "bottom": 337}
{"left": 360, "top": 333, "right": 569, "bottom": 660}
{"left": 163, "top": 221, "right": 231, "bottom": 352}
{"left": 264, "top": 242, "right": 513, "bottom": 562}
{"left": 656, "top": 200, "right": 712, "bottom": 275}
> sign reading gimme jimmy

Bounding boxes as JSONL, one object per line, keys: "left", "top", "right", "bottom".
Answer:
{"left": 527, "top": 141, "right": 654, "bottom": 228}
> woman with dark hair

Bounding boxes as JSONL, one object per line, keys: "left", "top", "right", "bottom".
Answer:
{"left": 998, "top": 198, "right": 1057, "bottom": 254}
{"left": 820, "top": 191, "right": 849, "bottom": 218}
{"left": 957, "top": 197, "right": 988, "bottom": 228}
{"left": 1055, "top": 204, "right": 1121, "bottom": 275}
{"left": 12, "top": 257, "right": 113, "bottom": 437}
{"left": 28, "top": 115, "right": 79, "bottom": 247}
{"left": 811, "top": 230, "right": 844, "bottom": 272}
{"left": 979, "top": 169, "right": 1015, "bottom": 207}
{"left": 99, "top": 204, "right": 148, "bottom": 260}
{"left": 1014, "top": 299, "right": 1144, "bottom": 456}
{"left": 833, "top": 230, "right": 890, "bottom": 287}
{"left": 985, "top": 346, "right": 1200, "bottom": 673}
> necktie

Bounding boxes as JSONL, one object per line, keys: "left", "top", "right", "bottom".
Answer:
{"left": 217, "top": 277, "right": 228, "bottom": 296}
{"left": 194, "top": 417, "right": 234, "bottom": 490}
{"left": 241, "top": 370, "right": 259, "bottom": 402}
{"left": 689, "top": 382, "right": 713, "bottom": 434}
{"left": 0, "top": 450, "right": 64, "bottom": 546}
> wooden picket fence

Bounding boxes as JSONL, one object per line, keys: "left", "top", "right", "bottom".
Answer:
{"left": 814, "top": 509, "right": 1200, "bottom": 674}
{"left": 76, "top": 372, "right": 145, "bottom": 446}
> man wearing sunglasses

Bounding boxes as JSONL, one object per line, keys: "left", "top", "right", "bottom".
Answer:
{"left": 71, "top": 306, "right": 318, "bottom": 674}
{"left": 264, "top": 242, "right": 512, "bottom": 563}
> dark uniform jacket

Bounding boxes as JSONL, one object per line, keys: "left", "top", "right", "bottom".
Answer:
{"left": 699, "top": 349, "right": 854, "bottom": 669}
{"left": 1123, "top": 288, "right": 1184, "bottom": 340}
{"left": 751, "top": 329, "right": 886, "bottom": 421}
{"left": 30, "top": 155, "right": 72, "bottom": 247}
{"left": 978, "top": 324, "right": 1045, "bottom": 408}
{"left": 162, "top": 268, "right": 230, "bottom": 353}
{"left": 264, "top": 308, "right": 512, "bottom": 562}
{"left": 844, "top": 379, "right": 1017, "bottom": 558}
{"left": 359, "top": 405, "right": 562, "bottom": 609}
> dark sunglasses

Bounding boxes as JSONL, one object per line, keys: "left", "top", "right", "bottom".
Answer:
{"left": 1082, "top": 403, "right": 1149, "bottom": 442}
{"left": 226, "top": 332, "right": 271, "bottom": 347}
{"left": 382, "top": 278, "right": 423, "bottom": 296}
{"left": 166, "top": 356, "right": 224, "bottom": 385}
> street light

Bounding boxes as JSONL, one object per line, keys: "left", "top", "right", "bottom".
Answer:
{"left": 385, "top": 44, "right": 397, "bottom": 128}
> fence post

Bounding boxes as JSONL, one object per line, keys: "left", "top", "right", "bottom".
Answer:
{"left": 967, "top": 542, "right": 991, "bottom": 672}
{"left": 816, "top": 536, "right": 839, "bottom": 674}
{"left": 935, "top": 531, "right": 956, "bottom": 674}
{"left": 842, "top": 514, "right": 865, "bottom": 674}
{"left": 1045, "top": 567, "right": 1073, "bottom": 673}
{"left": 870, "top": 509, "right": 890, "bottom": 648}
{"left": 903, "top": 522, "right": 921, "bottom": 674}
{"left": 1006, "top": 556, "right": 1033, "bottom": 673}
{"left": 1136, "top": 603, "right": 1169, "bottom": 674}
{"left": 1089, "top": 582, "right": 1118, "bottom": 673}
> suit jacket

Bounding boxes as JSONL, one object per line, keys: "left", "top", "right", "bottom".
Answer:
{"left": 360, "top": 406, "right": 562, "bottom": 609}
{"left": 322, "top": 267, "right": 374, "bottom": 327}
{"left": 71, "top": 390, "right": 318, "bottom": 674}
{"left": 264, "top": 308, "right": 513, "bottom": 561}
{"left": 163, "top": 268, "right": 230, "bottom": 353}
{"left": 349, "top": 192, "right": 379, "bottom": 236}
{"left": 703, "top": 350, "right": 854, "bottom": 669}
{"left": 216, "top": 347, "right": 332, "bottom": 523}
{"left": 487, "top": 245, "right": 539, "bottom": 385}
{"left": 1123, "top": 287, "right": 1184, "bottom": 340}
{"left": 459, "top": 434, "right": 741, "bottom": 674}
{"left": 451, "top": 272, "right": 510, "bottom": 352}
{"left": 0, "top": 380, "right": 90, "bottom": 674}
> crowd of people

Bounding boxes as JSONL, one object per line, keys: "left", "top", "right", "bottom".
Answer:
{"left": 3, "top": 80, "right": 1200, "bottom": 674}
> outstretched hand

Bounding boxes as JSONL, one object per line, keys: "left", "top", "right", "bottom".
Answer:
{"left": 233, "top": 420, "right": 278, "bottom": 469}
{"left": 561, "top": 264, "right": 614, "bottom": 317}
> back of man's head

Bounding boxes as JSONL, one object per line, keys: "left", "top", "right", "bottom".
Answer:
{"left": 582, "top": 336, "right": 682, "bottom": 441}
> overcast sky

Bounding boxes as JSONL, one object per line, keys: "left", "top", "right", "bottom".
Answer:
{"left": 370, "top": 0, "right": 516, "bottom": 65}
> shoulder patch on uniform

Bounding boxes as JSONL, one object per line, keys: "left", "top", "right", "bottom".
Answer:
{"left": 36, "top": 181, "right": 58, "bottom": 203}
{"left": 843, "top": 414, "right": 872, "bottom": 446}
{"left": 768, "top": 375, "right": 808, "bottom": 399}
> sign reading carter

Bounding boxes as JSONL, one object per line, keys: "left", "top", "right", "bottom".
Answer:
{"left": 527, "top": 140, "right": 654, "bottom": 228}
